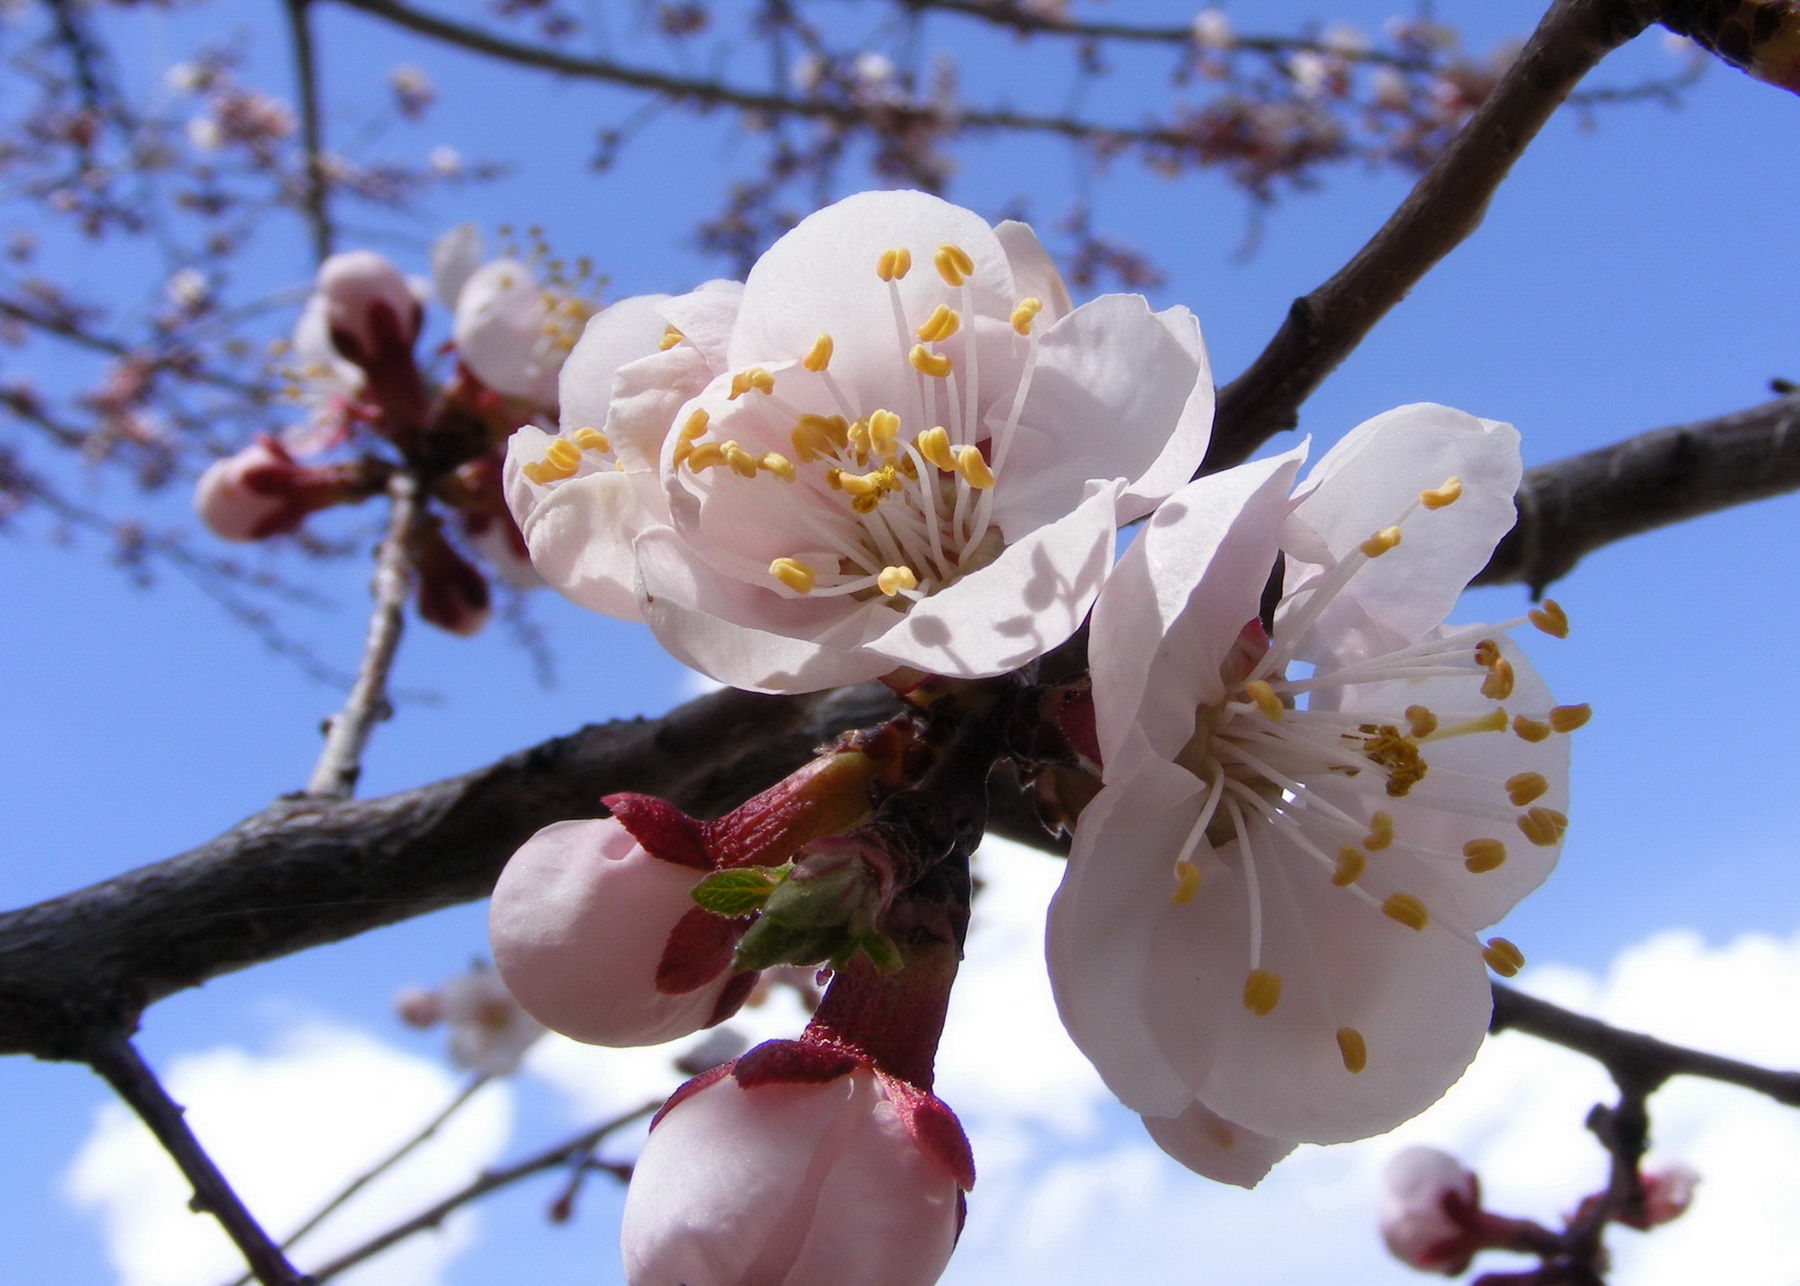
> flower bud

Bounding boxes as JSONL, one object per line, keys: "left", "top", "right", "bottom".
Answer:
{"left": 414, "top": 521, "right": 492, "bottom": 637}
{"left": 489, "top": 816, "right": 747, "bottom": 1046}
{"left": 1630, "top": 1160, "right": 1700, "bottom": 1229}
{"left": 1379, "top": 1146, "right": 1482, "bottom": 1275}
{"left": 622, "top": 1065, "right": 964, "bottom": 1286}
{"left": 193, "top": 435, "right": 358, "bottom": 541}
{"left": 393, "top": 985, "right": 442, "bottom": 1029}
{"left": 316, "top": 250, "right": 421, "bottom": 367}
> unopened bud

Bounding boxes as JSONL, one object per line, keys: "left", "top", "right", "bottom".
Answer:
{"left": 415, "top": 521, "right": 492, "bottom": 637}
{"left": 316, "top": 250, "right": 421, "bottom": 366}
{"left": 1379, "top": 1146, "right": 1482, "bottom": 1275}
{"left": 193, "top": 436, "right": 361, "bottom": 541}
{"left": 1627, "top": 1160, "right": 1700, "bottom": 1229}
{"left": 393, "top": 986, "right": 442, "bottom": 1029}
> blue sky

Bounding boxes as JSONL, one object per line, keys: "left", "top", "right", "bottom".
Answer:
{"left": 5, "top": 1, "right": 1800, "bottom": 1281}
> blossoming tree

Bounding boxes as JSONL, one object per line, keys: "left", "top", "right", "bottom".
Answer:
{"left": 4, "top": 1, "right": 1800, "bottom": 1284}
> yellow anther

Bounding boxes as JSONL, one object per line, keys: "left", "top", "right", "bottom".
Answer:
{"left": 1404, "top": 704, "right": 1438, "bottom": 738}
{"left": 825, "top": 467, "right": 844, "bottom": 490}
{"left": 1011, "top": 296, "right": 1044, "bottom": 335}
{"left": 1473, "top": 639, "right": 1501, "bottom": 668}
{"left": 847, "top": 418, "right": 872, "bottom": 458}
{"left": 803, "top": 332, "right": 834, "bottom": 372}
{"left": 769, "top": 557, "right": 816, "bottom": 594}
{"left": 876, "top": 247, "right": 912, "bottom": 281}
{"left": 1529, "top": 598, "right": 1569, "bottom": 638}
{"left": 916, "top": 304, "right": 960, "bottom": 344}
{"left": 1517, "top": 807, "right": 1568, "bottom": 847}
{"left": 1382, "top": 893, "right": 1430, "bottom": 931}
{"left": 685, "top": 441, "right": 725, "bottom": 472}
{"left": 1462, "top": 839, "right": 1507, "bottom": 873}
{"left": 1364, "top": 811, "right": 1394, "bottom": 852}
{"left": 954, "top": 445, "right": 996, "bottom": 490}
{"left": 868, "top": 409, "right": 901, "bottom": 458}
{"left": 728, "top": 366, "right": 775, "bottom": 399}
{"left": 791, "top": 414, "right": 848, "bottom": 462}
{"left": 680, "top": 408, "right": 710, "bottom": 440}
{"left": 1359, "top": 526, "right": 1403, "bottom": 558}
{"left": 1419, "top": 476, "right": 1463, "bottom": 509}
{"left": 1549, "top": 703, "right": 1592, "bottom": 733}
{"left": 572, "top": 427, "right": 610, "bottom": 453}
{"left": 1359, "top": 723, "right": 1427, "bottom": 796}
{"left": 522, "top": 459, "right": 572, "bottom": 486}
{"left": 723, "top": 441, "right": 760, "bottom": 479}
{"left": 1505, "top": 772, "right": 1549, "bottom": 807}
{"left": 837, "top": 468, "right": 884, "bottom": 497}
{"left": 659, "top": 324, "right": 684, "bottom": 351}
{"left": 1169, "top": 858, "right": 1202, "bottom": 905}
{"left": 851, "top": 493, "right": 881, "bottom": 514}
{"left": 1242, "top": 969, "right": 1282, "bottom": 1016}
{"left": 877, "top": 565, "right": 918, "bottom": 597}
{"left": 1336, "top": 1027, "right": 1368, "bottom": 1074}
{"left": 543, "top": 438, "right": 581, "bottom": 472}
{"left": 1332, "top": 846, "right": 1365, "bottom": 887}
{"left": 759, "top": 452, "right": 796, "bottom": 482}
{"left": 1512, "top": 715, "right": 1552, "bottom": 743}
{"left": 1481, "top": 657, "right": 1516, "bottom": 701}
{"left": 934, "top": 242, "right": 975, "bottom": 286}
{"left": 1245, "top": 680, "right": 1283, "bottom": 721}
{"left": 910, "top": 344, "right": 954, "bottom": 378}
{"left": 1483, "top": 937, "right": 1526, "bottom": 977}
{"left": 915, "top": 426, "right": 956, "bottom": 472}
{"left": 671, "top": 441, "right": 692, "bottom": 469}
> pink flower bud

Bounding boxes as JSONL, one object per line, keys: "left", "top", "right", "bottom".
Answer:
{"left": 489, "top": 816, "right": 748, "bottom": 1046}
{"left": 393, "top": 985, "right": 442, "bottom": 1029}
{"left": 316, "top": 250, "right": 421, "bottom": 366}
{"left": 621, "top": 1065, "right": 964, "bottom": 1286}
{"left": 1379, "top": 1146, "right": 1482, "bottom": 1275}
{"left": 1633, "top": 1160, "right": 1700, "bottom": 1229}
{"left": 193, "top": 435, "right": 355, "bottom": 541}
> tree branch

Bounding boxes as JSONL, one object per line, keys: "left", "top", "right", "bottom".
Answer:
{"left": 305, "top": 470, "right": 421, "bottom": 799}
{"left": 282, "top": 0, "right": 335, "bottom": 264}
{"left": 306, "top": 1100, "right": 658, "bottom": 1284}
{"left": 85, "top": 1034, "right": 308, "bottom": 1286}
{"left": 0, "top": 682, "right": 900, "bottom": 1062}
{"left": 1491, "top": 981, "right": 1800, "bottom": 1105}
{"left": 1205, "top": 0, "right": 1655, "bottom": 471}
{"left": 1475, "top": 391, "right": 1800, "bottom": 593}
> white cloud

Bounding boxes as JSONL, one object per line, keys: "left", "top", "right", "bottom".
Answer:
{"left": 64, "top": 1022, "right": 513, "bottom": 1286}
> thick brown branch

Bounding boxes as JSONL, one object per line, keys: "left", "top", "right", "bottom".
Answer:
{"left": 306, "top": 1101, "right": 658, "bottom": 1283}
{"left": 1491, "top": 982, "right": 1800, "bottom": 1105}
{"left": 86, "top": 1035, "right": 308, "bottom": 1286}
{"left": 0, "top": 683, "right": 899, "bottom": 1061}
{"left": 1475, "top": 392, "right": 1800, "bottom": 593}
{"left": 1205, "top": 0, "right": 1655, "bottom": 471}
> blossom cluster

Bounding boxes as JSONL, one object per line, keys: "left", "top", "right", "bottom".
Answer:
{"left": 458, "top": 189, "right": 1578, "bottom": 1284}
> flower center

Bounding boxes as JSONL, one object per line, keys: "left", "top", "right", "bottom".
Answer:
{"left": 669, "top": 244, "right": 1045, "bottom": 606}
{"left": 1162, "top": 476, "right": 1586, "bottom": 1071}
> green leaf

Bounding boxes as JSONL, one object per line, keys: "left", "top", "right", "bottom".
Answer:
{"left": 691, "top": 865, "right": 789, "bottom": 917}
{"left": 731, "top": 915, "right": 843, "bottom": 973}
{"left": 859, "top": 931, "right": 903, "bottom": 974}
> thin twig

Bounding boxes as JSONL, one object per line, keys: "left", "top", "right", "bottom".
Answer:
{"left": 220, "top": 1075, "right": 490, "bottom": 1286}
{"left": 282, "top": 0, "right": 334, "bottom": 264}
{"left": 306, "top": 469, "right": 421, "bottom": 799}
{"left": 1491, "top": 982, "right": 1800, "bottom": 1106}
{"left": 1205, "top": 0, "right": 1654, "bottom": 471}
{"left": 83, "top": 1034, "right": 309, "bottom": 1286}
{"left": 306, "top": 1101, "right": 659, "bottom": 1283}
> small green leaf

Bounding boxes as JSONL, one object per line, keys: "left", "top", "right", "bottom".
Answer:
{"left": 732, "top": 915, "right": 843, "bottom": 973}
{"left": 691, "top": 865, "right": 789, "bottom": 917}
{"left": 860, "top": 931, "right": 903, "bottom": 974}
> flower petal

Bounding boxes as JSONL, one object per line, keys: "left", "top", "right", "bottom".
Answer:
{"left": 1089, "top": 450, "right": 1304, "bottom": 766}
{"left": 1284, "top": 404, "right": 1521, "bottom": 663}
{"left": 556, "top": 293, "right": 673, "bottom": 440}
{"left": 993, "top": 219, "right": 1072, "bottom": 323}
{"left": 1141, "top": 1101, "right": 1294, "bottom": 1189}
{"left": 992, "top": 295, "right": 1210, "bottom": 538}
{"left": 867, "top": 479, "right": 1120, "bottom": 678}
{"left": 659, "top": 279, "right": 744, "bottom": 372}
{"left": 431, "top": 222, "right": 483, "bottom": 308}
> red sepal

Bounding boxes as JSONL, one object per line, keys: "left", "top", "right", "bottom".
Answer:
{"left": 604, "top": 793, "right": 711, "bottom": 870}
{"left": 705, "top": 969, "right": 760, "bottom": 1028}
{"left": 732, "top": 1038, "right": 861, "bottom": 1088}
{"left": 654, "top": 906, "right": 740, "bottom": 995}
{"left": 876, "top": 1069, "right": 976, "bottom": 1191}
{"left": 650, "top": 1061, "right": 734, "bottom": 1130}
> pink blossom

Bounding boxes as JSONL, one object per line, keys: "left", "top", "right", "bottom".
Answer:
{"left": 488, "top": 810, "right": 747, "bottom": 1047}
{"left": 315, "top": 250, "right": 421, "bottom": 367}
{"left": 1049, "top": 405, "right": 1576, "bottom": 1168}
{"left": 1634, "top": 1159, "right": 1700, "bottom": 1228}
{"left": 503, "top": 282, "right": 742, "bottom": 621}
{"left": 622, "top": 1052, "right": 968, "bottom": 1286}
{"left": 192, "top": 435, "right": 356, "bottom": 541}
{"left": 436, "top": 964, "right": 544, "bottom": 1076}
{"left": 1379, "top": 1146, "right": 1482, "bottom": 1274}
{"left": 578, "top": 189, "right": 1211, "bottom": 693}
